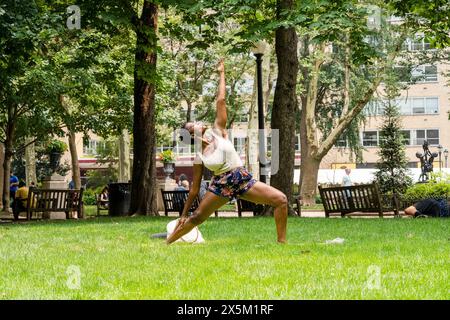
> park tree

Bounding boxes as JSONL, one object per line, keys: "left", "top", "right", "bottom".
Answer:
{"left": 1, "top": 0, "right": 135, "bottom": 206}
{"left": 373, "top": 67, "right": 413, "bottom": 194}
{"left": 0, "top": 1, "right": 65, "bottom": 208}
{"left": 295, "top": 1, "right": 450, "bottom": 204}
{"left": 374, "top": 101, "right": 413, "bottom": 195}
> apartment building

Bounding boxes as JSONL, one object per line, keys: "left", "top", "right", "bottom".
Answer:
{"left": 323, "top": 60, "right": 449, "bottom": 170}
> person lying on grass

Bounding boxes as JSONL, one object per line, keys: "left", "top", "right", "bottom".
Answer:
{"left": 404, "top": 198, "right": 449, "bottom": 218}
{"left": 166, "top": 59, "right": 288, "bottom": 244}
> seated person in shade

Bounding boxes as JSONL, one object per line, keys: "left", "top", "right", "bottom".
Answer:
{"left": 175, "top": 180, "right": 190, "bottom": 191}
{"left": 13, "top": 180, "right": 29, "bottom": 220}
{"left": 99, "top": 187, "right": 109, "bottom": 208}
{"left": 404, "top": 198, "right": 449, "bottom": 218}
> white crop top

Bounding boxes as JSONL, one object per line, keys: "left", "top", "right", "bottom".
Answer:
{"left": 197, "top": 128, "right": 243, "bottom": 175}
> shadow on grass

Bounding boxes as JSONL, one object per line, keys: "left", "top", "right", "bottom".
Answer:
{"left": 0, "top": 214, "right": 177, "bottom": 229}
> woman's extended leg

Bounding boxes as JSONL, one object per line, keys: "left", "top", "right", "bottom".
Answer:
{"left": 166, "top": 191, "right": 229, "bottom": 244}
{"left": 238, "top": 181, "right": 288, "bottom": 243}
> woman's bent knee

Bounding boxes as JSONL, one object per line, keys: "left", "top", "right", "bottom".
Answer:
{"left": 275, "top": 193, "right": 288, "bottom": 208}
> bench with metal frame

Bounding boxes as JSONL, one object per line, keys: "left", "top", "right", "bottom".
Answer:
{"left": 26, "top": 188, "right": 84, "bottom": 220}
{"left": 318, "top": 183, "right": 399, "bottom": 218}
{"left": 161, "top": 190, "right": 218, "bottom": 217}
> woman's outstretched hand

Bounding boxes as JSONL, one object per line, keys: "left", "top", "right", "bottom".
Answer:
{"left": 217, "top": 59, "right": 224, "bottom": 73}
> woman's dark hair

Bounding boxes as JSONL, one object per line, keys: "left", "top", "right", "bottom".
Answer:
{"left": 19, "top": 180, "right": 26, "bottom": 188}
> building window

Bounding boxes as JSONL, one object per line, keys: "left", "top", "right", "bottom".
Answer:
{"left": 400, "top": 130, "right": 411, "bottom": 145}
{"left": 425, "top": 97, "right": 439, "bottom": 114}
{"left": 364, "top": 100, "right": 384, "bottom": 116}
{"left": 411, "top": 98, "right": 425, "bottom": 114}
{"left": 425, "top": 129, "right": 439, "bottom": 145}
{"left": 335, "top": 135, "right": 348, "bottom": 148}
{"left": 362, "top": 131, "right": 378, "bottom": 147}
{"left": 412, "top": 65, "right": 438, "bottom": 82}
{"left": 397, "top": 97, "right": 439, "bottom": 115}
{"left": 233, "top": 137, "right": 247, "bottom": 155}
{"left": 365, "top": 97, "right": 439, "bottom": 116}
{"left": 83, "top": 139, "right": 104, "bottom": 156}
{"left": 413, "top": 129, "right": 439, "bottom": 146}
{"left": 396, "top": 98, "right": 409, "bottom": 115}
{"left": 403, "top": 35, "right": 432, "bottom": 51}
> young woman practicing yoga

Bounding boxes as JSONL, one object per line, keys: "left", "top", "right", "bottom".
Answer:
{"left": 166, "top": 59, "right": 288, "bottom": 244}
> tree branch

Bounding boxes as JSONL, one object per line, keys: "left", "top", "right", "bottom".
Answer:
{"left": 341, "top": 34, "right": 351, "bottom": 116}
{"left": 317, "top": 29, "right": 409, "bottom": 159}
{"left": 304, "top": 43, "right": 326, "bottom": 158}
{"left": 14, "top": 137, "right": 39, "bottom": 154}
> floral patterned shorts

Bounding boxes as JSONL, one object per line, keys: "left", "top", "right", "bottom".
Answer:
{"left": 208, "top": 167, "right": 257, "bottom": 200}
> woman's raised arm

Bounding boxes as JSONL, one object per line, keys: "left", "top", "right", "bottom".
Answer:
{"left": 214, "top": 59, "right": 227, "bottom": 130}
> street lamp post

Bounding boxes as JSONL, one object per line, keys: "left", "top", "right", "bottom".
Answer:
{"left": 438, "top": 144, "right": 443, "bottom": 171}
{"left": 444, "top": 148, "right": 449, "bottom": 168}
{"left": 251, "top": 42, "right": 267, "bottom": 184}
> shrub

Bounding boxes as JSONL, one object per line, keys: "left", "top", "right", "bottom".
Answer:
{"left": 83, "top": 186, "right": 104, "bottom": 205}
{"left": 46, "top": 140, "right": 68, "bottom": 153}
{"left": 403, "top": 181, "right": 450, "bottom": 202}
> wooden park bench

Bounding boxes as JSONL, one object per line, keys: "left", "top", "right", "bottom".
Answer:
{"left": 236, "top": 198, "right": 264, "bottom": 217}
{"left": 318, "top": 183, "right": 398, "bottom": 218}
{"left": 161, "top": 190, "right": 218, "bottom": 217}
{"left": 26, "top": 188, "right": 84, "bottom": 220}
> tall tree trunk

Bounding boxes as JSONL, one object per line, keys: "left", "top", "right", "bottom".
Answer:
{"left": 269, "top": 0, "right": 298, "bottom": 214}
{"left": 0, "top": 143, "right": 4, "bottom": 209}
{"left": 24, "top": 137, "right": 37, "bottom": 186}
{"left": 2, "top": 152, "right": 12, "bottom": 211}
{"left": 118, "top": 129, "right": 131, "bottom": 182}
{"left": 299, "top": 151, "right": 321, "bottom": 205}
{"left": 299, "top": 44, "right": 323, "bottom": 205}
{"left": 2, "top": 112, "right": 15, "bottom": 211}
{"left": 130, "top": 1, "right": 158, "bottom": 216}
{"left": 2, "top": 128, "right": 14, "bottom": 211}
{"left": 68, "top": 131, "right": 81, "bottom": 189}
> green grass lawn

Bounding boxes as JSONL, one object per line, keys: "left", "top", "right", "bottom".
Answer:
{"left": 0, "top": 216, "right": 448, "bottom": 300}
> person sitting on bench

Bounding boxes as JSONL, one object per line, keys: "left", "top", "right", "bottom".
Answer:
{"left": 99, "top": 186, "right": 109, "bottom": 208}
{"left": 13, "top": 180, "right": 29, "bottom": 220}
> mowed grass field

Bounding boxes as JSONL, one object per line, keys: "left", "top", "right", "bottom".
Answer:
{"left": 0, "top": 216, "right": 448, "bottom": 300}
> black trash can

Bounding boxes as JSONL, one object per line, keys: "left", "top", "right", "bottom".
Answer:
{"left": 108, "top": 183, "right": 131, "bottom": 216}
